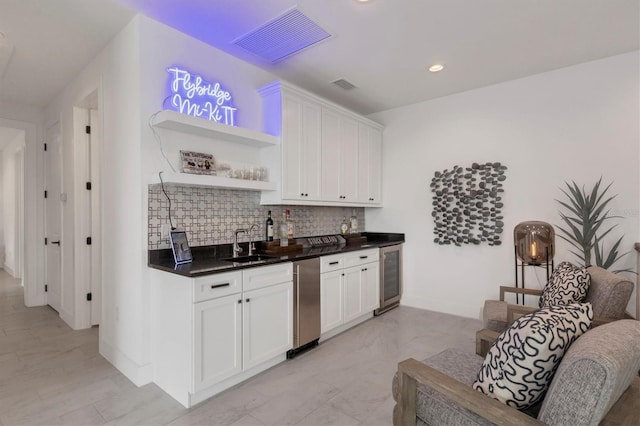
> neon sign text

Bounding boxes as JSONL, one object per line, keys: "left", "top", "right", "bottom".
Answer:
{"left": 165, "top": 67, "right": 237, "bottom": 126}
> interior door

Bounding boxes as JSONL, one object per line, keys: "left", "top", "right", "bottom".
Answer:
{"left": 45, "top": 122, "right": 62, "bottom": 312}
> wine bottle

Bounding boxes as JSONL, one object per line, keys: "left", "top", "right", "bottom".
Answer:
{"left": 266, "top": 210, "right": 274, "bottom": 241}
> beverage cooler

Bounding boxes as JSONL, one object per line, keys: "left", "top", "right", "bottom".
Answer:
{"left": 375, "top": 244, "right": 403, "bottom": 315}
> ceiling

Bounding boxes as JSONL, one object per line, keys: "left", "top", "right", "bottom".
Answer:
{"left": 0, "top": 0, "right": 638, "bottom": 115}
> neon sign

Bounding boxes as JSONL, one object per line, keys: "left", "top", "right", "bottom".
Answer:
{"left": 165, "top": 67, "right": 238, "bottom": 126}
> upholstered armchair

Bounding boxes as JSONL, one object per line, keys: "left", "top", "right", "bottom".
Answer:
{"left": 393, "top": 319, "right": 640, "bottom": 426}
{"left": 478, "top": 265, "right": 634, "bottom": 356}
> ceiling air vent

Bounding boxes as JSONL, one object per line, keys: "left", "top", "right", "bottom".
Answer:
{"left": 232, "top": 7, "right": 332, "bottom": 63}
{"left": 332, "top": 78, "right": 357, "bottom": 90}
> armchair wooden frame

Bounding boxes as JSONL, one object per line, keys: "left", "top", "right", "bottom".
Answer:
{"left": 395, "top": 359, "right": 542, "bottom": 426}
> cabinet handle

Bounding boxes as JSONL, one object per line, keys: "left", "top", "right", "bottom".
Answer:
{"left": 359, "top": 256, "right": 368, "bottom": 259}
{"left": 305, "top": 193, "right": 309, "bottom": 197}
{"left": 329, "top": 261, "right": 340, "bottom": 265}
{"left": 364, "top": 268, "right": 368, "bottom": 271}
{"left": 210, "top": 283, "right": 230, "bottom": 289}
{"left": 246, "top": 298, "right": 250, "bottom": 302}
{"left": 301, "top": 193, "right": 304, "bottom": 196}
{"left": 238, "top": 300, "right": 242, "bottom": 304}
{"left": 342, "top": 273, "right": 345, "bottom": 276}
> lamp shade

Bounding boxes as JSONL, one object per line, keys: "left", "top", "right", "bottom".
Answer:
{"left": 514, "top": 221, "right": 555, "bottom": 265}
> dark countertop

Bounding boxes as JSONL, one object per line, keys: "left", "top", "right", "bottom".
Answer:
{"left": 148, "top": 232, "right": 404, "bottom": 277}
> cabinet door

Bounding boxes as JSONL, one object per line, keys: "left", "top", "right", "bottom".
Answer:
{"left": 357, "top": 124, "right": 382, "bottom": 204}
{"left": 282, "top": 93, "right": 322, "bottom": 201}
{"left": 339, "top": 117, "right": 359, "bottom": 202}
{"left": 193, "top": 293, "right": 242, "bottom": 392}
{"left": 322, "top": 108, "right": 359, "bottom": 202}
{"left": 321, "top": 108, "right": 342, "bottom": 201}
{"left": 320, "top": 270, "right": 344, "bottom": 333}
{"left": 367, "top": 127, "right": 382, "bottom": 204}
{"left": 301, "top": 101, "right": 322, "bottom": 200}
{"left": 242, "top": 282, "right": 293, "bottom": 370}
{"left": 361, "top": 262, "right": 380, "bottom": 313}
{"left": 343, "top": 266, "right": 363, "bottom": 323}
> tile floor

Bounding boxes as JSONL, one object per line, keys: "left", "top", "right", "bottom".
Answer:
{"left": 0, "top": 269, "right": 481, "bottom": 425}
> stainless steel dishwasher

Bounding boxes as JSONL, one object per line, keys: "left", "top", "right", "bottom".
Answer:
{"left": 287, "top": 257, "right": 321, "bottom": 358}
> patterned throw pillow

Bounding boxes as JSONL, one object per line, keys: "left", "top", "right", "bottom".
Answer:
{"left": 538, "top": 261, "right": 590, "bottom": 308}
{"left": 473, "top": 303, "right": 593, "bottom": 409}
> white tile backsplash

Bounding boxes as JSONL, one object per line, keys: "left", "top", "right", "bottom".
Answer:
{"left": 148, "top": 184, "right": 365, "bottom": 249}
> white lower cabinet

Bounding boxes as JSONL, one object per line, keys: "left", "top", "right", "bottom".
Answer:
{"left": 242, "top": 281, "right": 293, "bottom": 370}
{"left": 194, "top": 293, "right": 242, "bottom": 392}
{"left": 320, "top": 249, "right": 380, "bottom": 336}
{"left": 320, "top": 270, "right": 344, "bottom": 333}
{"left": 151, "top": 263, "right": 293, "bottom": 408}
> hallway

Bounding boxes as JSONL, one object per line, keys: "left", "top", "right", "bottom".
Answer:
{"left": 0, "top": 269, "right": 183, "bottom": 425}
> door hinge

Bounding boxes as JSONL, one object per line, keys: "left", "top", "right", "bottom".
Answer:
{"left": 86, "top": 182, "right": 92, "bottom": 190}
{"left": 85, "top": 125, "right": 91, "bottom": 134}
{"left": 86, "top": 292, "right": 92, "bottom": 301}
{"left": 44, "top": 190, "right": 48, "bottom": 198}
{"left": 86, "top": 237, "right": 92, "bottom": 245}
{"left": 45, "top": 237, "right": 48, "bottom": 245}
{"left": 45, "top": 284, "right": 48, "bottom": 292}
{"left": 44, "top": 143, "right": 47, "bottom": 151}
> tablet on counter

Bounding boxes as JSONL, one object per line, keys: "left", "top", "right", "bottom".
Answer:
{"left": 169, "top": 230, "right": 193, "bottom": 265}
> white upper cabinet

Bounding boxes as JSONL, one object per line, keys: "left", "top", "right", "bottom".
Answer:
{"left": 357, "top": 123, "right": 383, "bottom": 204}
{"left": 259, "top": 81, "right": 383, "bottom": 207}
{"left": 281, "top": 93, "right": 322, "bottom": 201}
{"left": 321, "top": 107, "right": 359, "bottom": 203}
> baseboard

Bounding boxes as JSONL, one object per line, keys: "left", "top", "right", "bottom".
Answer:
{"left": 99, "top": 337, "right": 153, "bottom": 387}
{"left": 401, "top": 295, "right": 481, "bottom": 320}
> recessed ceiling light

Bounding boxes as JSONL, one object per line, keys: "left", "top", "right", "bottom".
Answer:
{"left": 428, "top": 64, "right": 445, "bottom": 73}
{"left": 356, "top": 0, "right": 371, "bottom": 3}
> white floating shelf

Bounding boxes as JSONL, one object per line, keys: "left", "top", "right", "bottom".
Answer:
{"left": 152, "top": 110, "right": 279, "bottom": 148}
{"left": 151, "top": 172, "right": 277, "bottom": 191}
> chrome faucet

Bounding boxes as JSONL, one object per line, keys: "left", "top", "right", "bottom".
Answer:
{"left": 247, "top": 224, "right": 259, "bottom": 255}
{"left": 233, "top": 229, "right": 247, "bottom": 257}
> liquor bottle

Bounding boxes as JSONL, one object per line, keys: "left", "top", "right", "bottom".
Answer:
{"left": 340, "top": 216, "right": 349, "bottom": 235}
{"left": 286, "top": 209, "right": 294, "bottom": 239}
{"left": 279, "top": 210, "right": 289, "bottom": 247}
{"left": 265, "top": 210, "right": 274, "bottom": 241}
{"left": 349, "top": 209, "right": 358, "bottom": 234}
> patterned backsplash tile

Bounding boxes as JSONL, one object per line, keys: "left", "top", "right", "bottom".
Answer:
{"left": 148, "top": 185, "right": 366, "bottom": 249}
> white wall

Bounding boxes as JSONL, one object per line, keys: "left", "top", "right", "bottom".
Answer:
{"left": 1, "top": 131, "right": 24, "bottom": 276}
{"left": 367, "top": 52, "right": 639, "bottom": 319}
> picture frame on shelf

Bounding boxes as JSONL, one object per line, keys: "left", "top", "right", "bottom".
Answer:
{"left": 180, "top": 150, "right": 216, "bottom": 175}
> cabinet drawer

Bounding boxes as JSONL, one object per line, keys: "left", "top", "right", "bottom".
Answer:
{"left": 193, "top": 271, "right": 242, "bottom": 303}
{"left": 243, "top": 263, "right": 293, "bottom": 292}
{"left": 343, "top": 249, "right": 379, "bottom": 269}
{"left": 321, "top": 254, "right": 344, "bottom": 273}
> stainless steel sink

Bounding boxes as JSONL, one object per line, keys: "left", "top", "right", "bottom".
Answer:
{"left": 223, "top": 254, "right": 277, "bottom": 263}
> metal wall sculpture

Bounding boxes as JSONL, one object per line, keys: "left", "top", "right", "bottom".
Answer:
{"left": 431, "top": 162, "right": 507, "bottom": 246}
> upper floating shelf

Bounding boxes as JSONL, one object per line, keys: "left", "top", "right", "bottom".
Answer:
{"left": 150, "top": 172, "right": 277, "bottom": 191}
{"left": 152, "top": 110, "right": 279, "bottom": 148}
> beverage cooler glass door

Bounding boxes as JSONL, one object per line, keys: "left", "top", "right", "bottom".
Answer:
{"left": 375, "top": 244, "right": 403, "bottom": 315}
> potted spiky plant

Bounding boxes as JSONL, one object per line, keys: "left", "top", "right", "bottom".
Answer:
{"left": 556, "top": 177, "right": 632, "bottom": 272}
